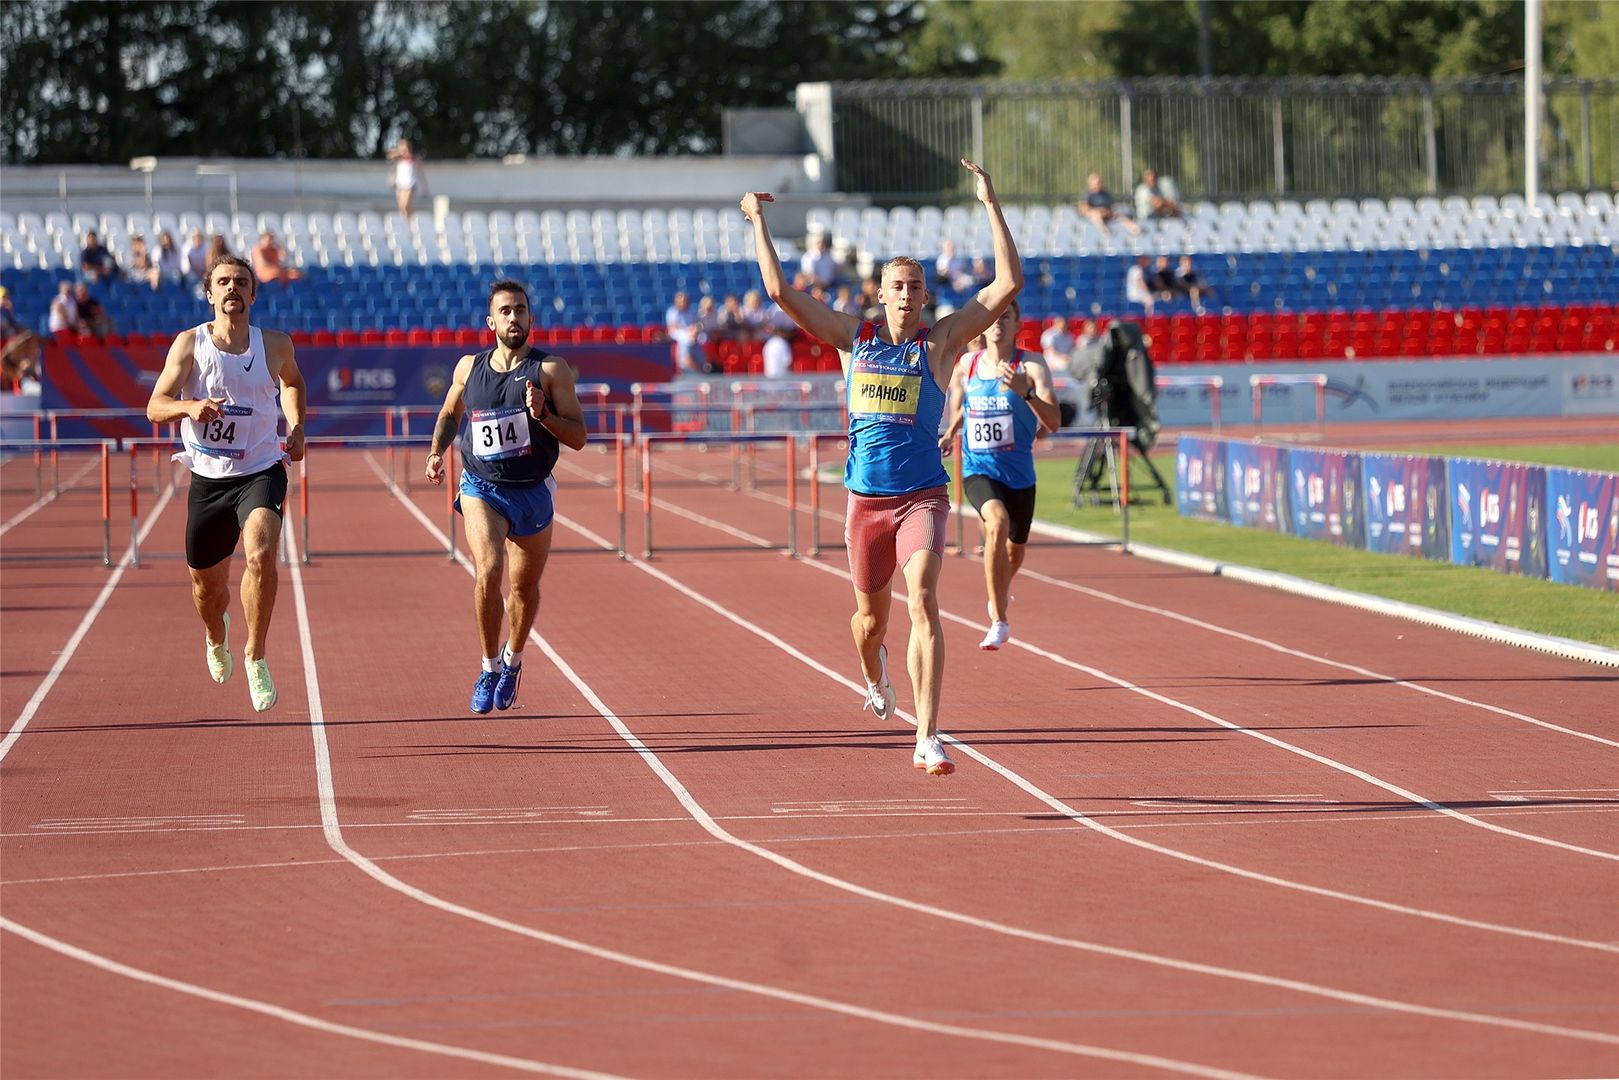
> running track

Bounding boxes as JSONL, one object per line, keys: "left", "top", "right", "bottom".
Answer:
{"left": 2, "top": 443, "right": 1616, "bottom": 1079}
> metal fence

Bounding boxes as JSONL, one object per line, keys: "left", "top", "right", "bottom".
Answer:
{"left": 827, "top": 77, "right": 1619, "bottom": 204}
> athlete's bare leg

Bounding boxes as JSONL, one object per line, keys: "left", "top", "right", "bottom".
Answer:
{"left": 239, "top": 507, "right": 282, "bottom": 661}
{"left": 503, "top": 525, "right": 553, "bottom": 654}
{"left": 460, "top": 495, "right": 511, "bottom": 659}
{"left": 189, "top": 558, "right": 231, "bottom": 646}
{"left": 979, "top": 500, "right": 1014, "bottom": 622}
{"left": 850, "top": 584, "right": 893, "bottom": 686}
{"left": 900, "top": 549, "right": 944, "bottom": 739}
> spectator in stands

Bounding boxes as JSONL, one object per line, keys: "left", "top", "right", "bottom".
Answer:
{"left": 80, "top": 230, "right": 119, "bottom": 283}
{"left": 47, "top": 281, "right": 78, "bottom": 339}
{"left": 935, "top": 240, "right": 972, "bottom": 291}
{"left": 1040, "top": 315, "right": 1078, "bottom": 374}
{"left": 832, "top": 284, "right": 862, "bottom": 317}
{"left": 1176, "top": 255, "right": 1217, "bottom": 314}
{"left": 155, "top": 230, "right": 184, "bottom": 287}
{"left": 696, "top": 294, "right": 722, "bottom": 344}
{"left": 1135, "top": 168, "right": 1184, "bottom": 222}
{"left": 0, "top": 286, "right": 20, "bottom": 342}
{"left": 857, "top": 276, "right": 883, "bottom": 321}
{"left": 73, "top": 282, "right": 113, "bottom": 340}
{"left": 1, "top": 331, "right": 43, "bottom": 396}
{"left": 800, "top": 233, "right": 841, "bottom": 289}
{"left": 388, "top": 138, "right": 425, "bottom": 217}
{"left": 740, "top": 289, "right": 772, "bottom": 339}
{"left": 664, "top": 290, "right": 713, "bottom": 376}
{"left": 127, "top": 234, "right": 162, "bottom": 290}
{"left": 206, "top": 233, "right": 234, "bottom": 269}
{"left": 1125, "top": 256, "right": 1154, "bottom": 315}
{"left": 1147, "top": 255, "right": 1183, "bottom": 303}
{"left": 762, "top": 325, "right": 793, "bottom": 379}
{"left": 182, "top": 228, "right": 210, "bottom": 285}
{"left": 715, "top": 293, "right": 748, "bottom": 342}
{"left": 1070, "top": 318, "right": 1105, "bottom": 401}
{"left": 1079, "top": 173, "right": 1140, "bottom": 236}
{"left": 251, "top": 230, "right": 304, "bottom": 286}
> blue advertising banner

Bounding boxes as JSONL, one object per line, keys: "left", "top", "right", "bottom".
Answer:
{"left": 1288, "top": 448, "right": 1365, "bottom": 547}
{"left": 1224, "top": 441, "right": 1292, "bottom": 532}
{"left": 1361, "top": 453, "right": 1450, "bottom": 560}
{"left": 1547, "top": 468, "right": 1619, "bottom": 591}
{"left": 1174, "top": 435, "right": 1229, "bottom": 522}
{"left": 1448, "top": 459, "right": 1550, "bottom": 578}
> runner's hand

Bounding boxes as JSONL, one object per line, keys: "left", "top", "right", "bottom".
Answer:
{"left": 962, "top": 159, "right": 995, "bottom": 205}
{"left": 425, "top": 452, "right": 446, "bottom": 485}
{"left": 739, "top": 192, "right": 774, "bottom": 221}
{"left": 283, "top": 423, "right": 306, "bottom": 463}
{"left": 937, "top": 432, "right": 955, "bottom": 457}
{"left": 191, "top": 397, "right": 226, "bottom": 424}
{"left": 525, "top": 378, "right": 548, "bottom": 422}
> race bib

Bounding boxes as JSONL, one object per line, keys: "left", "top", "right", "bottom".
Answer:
{"left": 470, "top": 407, "right": 532, "bottom": 460}
{"left": 191, "top": 404, "right": 253, "bottom": 458}
{"left": 965, "top": 409, "right": 1014, "bottom": 451}
{"left": 849, "top": 370, "right": 922, "bottom": 424}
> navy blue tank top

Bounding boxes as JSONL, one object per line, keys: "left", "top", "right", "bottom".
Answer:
{"left": 457, "top": 348, "right": 559, "bottom": 487}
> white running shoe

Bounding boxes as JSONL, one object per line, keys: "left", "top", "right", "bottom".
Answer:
{"left": 979, "top": 621, "right": 1011, "bottom": 651}
{"left": 912, "top": 736, "right": 956, "bottom": 776}
{"left": 246, "top": 658, "right": 278, "bottom": 713}
{"left": 862, "top": 644, "right": 896, "bottom": 722}
{"left": 205, "top": 613, "right": 233, "bottom": 684}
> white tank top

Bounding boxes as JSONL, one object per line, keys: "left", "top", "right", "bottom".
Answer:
{"left": 174, "top": 324, "right": 285, "bottom": 479}
{"left": 394, "top": 158, "right": 417, "bottom": 190}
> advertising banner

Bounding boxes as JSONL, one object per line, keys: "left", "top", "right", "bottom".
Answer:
{"left": 1224, "top": 441, "right": 1292, "bottom": 533}
{"left": 1287, "top": 448, "right": 1365, "bottom": 547}
{"left": 1546, "top": 468, "right": 1619, "bottom": 591}
{"left": 1174, "top": 435, "right": 1229, "bottom": 522}
{"left": 1361, "top": 453, "right": 1450, "bottom": 560}
{"left": 1448, "top": 459, "right": 1550, "bottom": 578}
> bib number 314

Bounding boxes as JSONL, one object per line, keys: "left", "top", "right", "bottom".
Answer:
{"left": 470, "top": 408, "right": 532, "bottom": 460}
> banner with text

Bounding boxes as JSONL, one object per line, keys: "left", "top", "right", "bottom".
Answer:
{"left": 1287, "top": 448, "right": 1365, "bottom": 547}
{"left": 1360, "top": 453, "right": 1451, "bottom": 560}
{"left": 1546, "top": 468, "right": 1619, "bottom": 591}
{"left": 1223, "top": 441, "right": 1292, "bottom": 533}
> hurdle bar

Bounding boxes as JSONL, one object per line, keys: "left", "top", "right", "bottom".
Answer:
{"left": 1156, "top": 374, "right": 1224, "bottom": 433}
{"left": 0, "top": 439, "right": 120, "bottom": 565}
{"left": 300, "top": 435, "right": 455, "bottom": 564}
{"left": 1249, "top": 373, "right": 1327, "bottom": 440}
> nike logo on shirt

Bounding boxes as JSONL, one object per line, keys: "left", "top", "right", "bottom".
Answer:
{"left": 244, "top": 355, "right": 256, "bottom": 372}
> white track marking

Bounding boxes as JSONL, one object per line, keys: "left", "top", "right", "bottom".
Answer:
{"left": 289, "top": 506, "right": 1269, "bottom": 1080}
{"left": 0, "top": 918, "right": 625, "bottom": 1079}
{"left": 1019, "top": 566, "right": 1619, "bottom": 750}
{"left": 373, "top": 463, "right": 1619, "bottom": 1043}
{"left": 0, "top": 457, "right": 100, "bottom": 535}
{"left": 618, "top": 472, "right": 1619, "bottom": 862}
{"left": 0, "top": 484, "right": 176, "bottom": 760}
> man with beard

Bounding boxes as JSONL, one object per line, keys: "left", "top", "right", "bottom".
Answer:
{"left": 425, "top": 280, "right": 588, "bottom": 713}
{"left": 147, "top": 254, "right": 307, "bottom": 713}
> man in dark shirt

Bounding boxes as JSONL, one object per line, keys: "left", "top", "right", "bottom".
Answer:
{"left": 80, "top": 231, "right": 119, "bottom": 282}
{"left": 1078, "top": 173, "right": 1140, "bottom": 236}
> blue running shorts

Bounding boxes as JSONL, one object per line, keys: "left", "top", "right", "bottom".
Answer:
{"left": 456, "top": 471, "right": 556, "bottom": 536}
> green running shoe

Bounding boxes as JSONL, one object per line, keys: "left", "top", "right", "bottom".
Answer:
{"left": 246, "top": 658, "right": 277, "bottom": 713}
{"left": 205, "top": 613, "right": 233, "bottom": 684}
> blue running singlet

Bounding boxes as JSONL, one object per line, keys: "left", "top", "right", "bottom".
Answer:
{"left": 844, "top": 322, "right": 949, "bottom": 496}
{"left": 959, "top": 349, "right": 1039, "bottom": 490}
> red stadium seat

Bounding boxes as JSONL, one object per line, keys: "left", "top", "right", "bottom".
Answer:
{"left": 312, "top": 330, "right": 338, "bottom": 347}
{"left": 407, "top": 329, "right": 433, "bottom": 345}
{"left": 360, "top": 330, "right": 385, "bottom": 346}
{"left": 455, "top": 328, "right": 484, "bottom": 347}
{"left": 384, "top": 329, "right": 409, "bottom": 345}
{"left": 431, "top": 328, "right": 458, "bottom": 346}
{"left": 336, "top": 330, "right": 363, "bottom": 346}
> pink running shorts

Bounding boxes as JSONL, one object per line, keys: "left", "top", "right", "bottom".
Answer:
{"left": 844, "top": 485, "right": 950, "bottom": 593}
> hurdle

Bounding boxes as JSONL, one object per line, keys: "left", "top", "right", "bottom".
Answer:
{"left": 300, "top": 435, "right": 454, "bottom": 564}
{"left": 1249, "top": 372, "right": 1327, "bottom": 440}
{"left": 0, "top": 439, "right": 120, "bottom": 565}
{"left": 1156, "top": 374, "right": 1224, "bottom": 433}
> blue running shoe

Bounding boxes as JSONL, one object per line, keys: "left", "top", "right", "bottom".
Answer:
{"left": 470, "top": 669, "right": 499, "bottom": 714}
{"left": 494, "top": 662, "right": 521, "bottom": 711}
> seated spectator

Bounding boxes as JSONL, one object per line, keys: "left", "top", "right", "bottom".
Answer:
{"left": 715, "top": 293, "right": 748, "bottom": 342}
{"left": 155, "top": 230, "right": 184, "bottom": 287}
{"left": 934, "top": 240, "right": 972, "bottom": 291}
{"left": 127, "top": 235, "right": 162, "bottom": 290}
{"left": 79, "top": 230, "right": 118, "bottom": 282}
{"left": 1147, "top": 255, "right": 1183, "bottom": 302}
{"left": 72, "top": 282, "right": 113, "bottom": 340}
{"left": 695, "top": 295, "right": 722, "bottom": 344}
{"left": 252, "top": 231, "right": 303, "bottom": 285}
{"left": 206, "top": 233, "right": 233, "bottom": 267}
{"left": 1079, "top": 173, "right": 1140, "bottom": 236}
{"left": 831, "top": 284, "right": 862, "bottom": 317}
{"left": 182, "top": 228, "right": 209, "bottom": 285}
{"left": 857, "top": 276, "right": 883, "bottom": 321}
{"left": 47, "top": 281, "right": 78, "bottom": 339}
{"left": 1176, "top": 255, "right": 1217, "bottom": 314}
{"left": 664, "top": 290, "right": 714, "bottom": 375}
{"left": 740, "top": 289, "right": 772, "bottom": 340}
{"left": 1040, "top": 315, "right": 1076, "bottom": 374}
{"left": 799, "top": 233, "right": 841, "bottom": 289}
{"left": 1125, "top": 255, "right": 1155, "bottom": 315}
{"left": 762, "top": 326, "right": 793, "bottom": 379}
{"left": 1134, "top": 168, "right": 1184, "bottom": 222}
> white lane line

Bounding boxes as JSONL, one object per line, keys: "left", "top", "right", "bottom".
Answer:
{"left": 615, "top": 454, "right": 1619, "bottom": 750}
{"left": 373, "top": 464, "right": 1619, "bottom": 1045}
{"left": 0, "top": 457, "right": 100, "bottom": 535}
{"left": 0, "top": 483, "right": 177, "bottom": 761}
{"left": 291, "top": 497, "right": 1269, "bottom": 1080}
{"left": 0, "top": 917, "right": 625, "bottom": 1079}
{"left": 535, "top": 483, "right": 1618, "bottom": 953}
{"left": 1019, "top": 566, "right": 1619, "bottom": 751}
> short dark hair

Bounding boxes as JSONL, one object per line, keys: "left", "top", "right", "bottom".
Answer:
{"left": 204, "top": 253, "right": 256, "bottom": 289}
{"left": 488, "top": 279, "right": 529, "bottom": 309}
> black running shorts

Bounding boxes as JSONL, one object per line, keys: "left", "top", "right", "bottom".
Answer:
{"left": 963, "top": 474, "right": 1037, "bottom": 545}
{"left": 186, "top": 462, "right": 288, "bottom": 569}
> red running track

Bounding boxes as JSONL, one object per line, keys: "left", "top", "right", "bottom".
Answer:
{"left": 2, "top": 444, "right": 1616, "bottom": 1079}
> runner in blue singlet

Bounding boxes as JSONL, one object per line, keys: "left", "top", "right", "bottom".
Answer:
{"left": 941, "top": 298, "right": 1061, "bottom": 651}
{"left": 740, "top": 160, "right": 1024, "bottom": 777}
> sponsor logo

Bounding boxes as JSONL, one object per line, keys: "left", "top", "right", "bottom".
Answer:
{"left": 327, "top": 366, "right": 397, "bottom": 398}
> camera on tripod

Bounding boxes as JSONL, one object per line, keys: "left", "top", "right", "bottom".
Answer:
{"left": 1073, "top": 320, "right": 1172, "bottom": 506}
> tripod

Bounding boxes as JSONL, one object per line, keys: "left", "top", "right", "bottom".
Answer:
{"left": 1072, "top": 394, "right": 1172, "bottom": 508}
